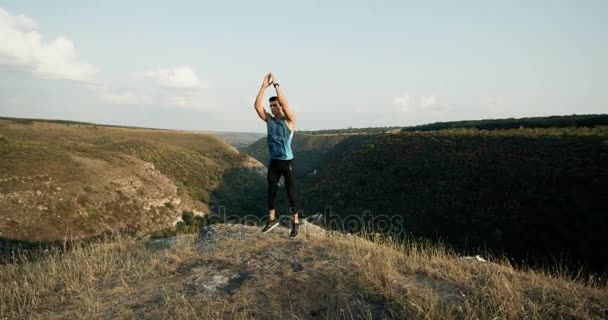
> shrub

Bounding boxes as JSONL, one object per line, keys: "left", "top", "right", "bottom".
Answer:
{"left": 181, "top": 211, "right": 194, "bottom": 225}
{"left": 185, "top": 211, "right": 207, "bottom": 229}
{"left": 175, "top": 221, "right": 187, "bottom": 232}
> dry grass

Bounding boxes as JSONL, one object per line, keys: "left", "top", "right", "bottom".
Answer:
{"left": 329, "top": 233, "right": 608, "bottom": 319}
{"left": 0, "top": 234, "right": 200, "bottom": 319}
{"left": 0, "top": 223, "right": 606, "bottom": 319}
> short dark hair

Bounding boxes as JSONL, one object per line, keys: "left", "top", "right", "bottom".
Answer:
{"left": 269, "top": 96, "right": 279, "bottom": 104}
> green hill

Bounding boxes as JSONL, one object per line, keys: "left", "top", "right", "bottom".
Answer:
{"left": 0, "top": 118, "right": 261, "bottom": 244}
{"left": 240, "top": 122, "right": 608, "bottom": 274}
{"left": 207, "top": 117, "right": 608, "bottom": 275}
{"left": 299, "top": 127, "right": 608, "bottom": 274}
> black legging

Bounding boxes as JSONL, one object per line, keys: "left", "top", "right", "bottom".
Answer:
{"left": 267, "top": 159, "right": 298, "bottom": 214}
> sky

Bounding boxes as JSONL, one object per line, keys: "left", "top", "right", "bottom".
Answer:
{"left": 0, "top": 0, "right": 606, "bottom": 132}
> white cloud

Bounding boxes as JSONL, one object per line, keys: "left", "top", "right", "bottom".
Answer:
{"left": 393, "top": 92, "right": 438, "bottom": 110}
{"left": 99, "top": 91, "right": 153, "bottom": 105}
{"left": 139, "top": 66, "right": 207, "bottom": 89}
{"left": 134, "top": 66, "right": 214, "bottom": 109}
{"left": 96, "top": 86, "right": 218, "bottom": 110}
{"left": 0, "top": 7, "right": 95, "bottom": 81}
{"left": 96, "top": 65, "right": 214, "bottom": 109}
{"left": 393, "top": 92, "right": 411, "bottom": 110}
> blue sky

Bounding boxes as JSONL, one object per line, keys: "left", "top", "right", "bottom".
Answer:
{"left": 0, "top": 0, "right": 606, "bottom": 132}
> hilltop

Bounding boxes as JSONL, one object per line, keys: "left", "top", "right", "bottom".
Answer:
{"left": 0, "top": 222, "right": 606, "bottom": 319}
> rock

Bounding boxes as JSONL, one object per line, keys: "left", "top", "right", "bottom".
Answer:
{"left": 142, "top": 162, "right": 156, "bottom": 171}
{"left": 189, "top": 267, "right": 241, "bottom": 296}
{"left": 56, "top": 187, "right": 62, "bottom": 191}
{"left": 307, "top": 213, "right": 325, "bottom": 225}
{"left": 36, "top": 190, "right": 42, "bottom": 196}
{"left": 199, "top": 226, "right": 216, "bottom": 240}
{"left": 460, "top": 255, "right": 487, "bottom": 262}
{"left": 37, "top": 205, "right": 48, "bottom": 211}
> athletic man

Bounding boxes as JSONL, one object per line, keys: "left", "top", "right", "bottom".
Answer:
{"left": 253, "top": 72, "right": 299, "bottom": 239}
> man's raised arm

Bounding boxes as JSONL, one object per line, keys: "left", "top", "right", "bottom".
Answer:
{"left": 270, "top": 72, "right": 295, "bottom": 123}
{"left": 254, "top": 73, "right": 272, "bottom": 122}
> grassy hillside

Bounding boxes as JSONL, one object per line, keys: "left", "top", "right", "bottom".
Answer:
{"left": 299, "top": 127, "right": 608, "bottom": 274}
{"left": 0, "top": 223, "right": 605, "bottom": 319}
{"left": 0, "top": 118, "right": 259, "bottom": 243}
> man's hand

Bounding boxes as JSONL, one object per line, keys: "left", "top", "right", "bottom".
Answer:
{"left": 255, "top": 73, "right": 272, "bottom": 123}
{"left": 270, "top": 72, "right": 277, "bottom": 85}
{"left": 262, "top": 73, "right": 272, "bottom": 88}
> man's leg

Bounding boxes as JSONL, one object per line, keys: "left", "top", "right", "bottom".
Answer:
{"left": 283, "top": 160, "right": 300, "bottom": 239}
{"left": 262, "top": 160, "right": 281, "bottom": 233}
{"left": 267, "top": 160, "right": 281, "bottom": 220}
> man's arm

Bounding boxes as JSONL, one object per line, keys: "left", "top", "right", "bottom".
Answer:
{"left": 254, "top": 73, "right": 272, "bottom": 122}
{"left": 270, "top": 73, "right": 295, "bottom": 124}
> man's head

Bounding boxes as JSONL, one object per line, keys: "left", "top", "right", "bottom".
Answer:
{"left": 269, "top": 96, "right": 282, "bottom": 117}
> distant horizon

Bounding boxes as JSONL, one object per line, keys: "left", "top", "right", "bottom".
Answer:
{"left": 2, "top": 112, "right": 605, "bottom": 134}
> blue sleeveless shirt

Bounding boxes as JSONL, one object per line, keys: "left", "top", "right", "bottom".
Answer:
{"left": 267, "top": 117, "right": 294, "bottom": 160}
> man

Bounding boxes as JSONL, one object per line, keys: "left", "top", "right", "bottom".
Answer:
{"left": 253, "top": 72, "right": 299, "bottom": 239}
